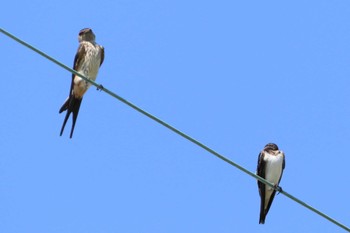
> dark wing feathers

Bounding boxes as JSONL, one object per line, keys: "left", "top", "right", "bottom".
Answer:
{"left": 67, "top": 44, "right": 86, "bottom": 99}
{"left": 257, "top": 152, "right": 267, "bottom": 223}
{"left": 73, "top": 44, "right": 87, "bottom": 72}
{"left": 59, "top": 44, "right": 87, "bottom": 138}
{"left": 278, "top": 153, "right": 286, "bottom": 185}
{"left": 257, "top": 152, "right": 266, "bottom": 187}
{"left": 100, "top": 46, "right": 104, "bottom": 66}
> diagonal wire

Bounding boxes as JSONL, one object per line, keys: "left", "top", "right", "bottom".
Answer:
{"left": 1, "top": 27, "right": 349, "bottom": 232}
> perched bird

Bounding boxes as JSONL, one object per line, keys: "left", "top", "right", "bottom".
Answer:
{"left": 59, "top": 28, "right": 104, "bottom": 138}
{"left": 257, "top": 143, "right": 285, "bottom": 224}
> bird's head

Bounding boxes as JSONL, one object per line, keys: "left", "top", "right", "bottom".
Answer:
{"left": 264, "top": 143, "right": 279, "bottom": 151}
{"left": 78, "top": 28, "right": 95, "bottom": 42}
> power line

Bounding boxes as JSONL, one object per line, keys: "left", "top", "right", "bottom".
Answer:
{"left": 1, "top": 27, "right": 349, "bottom": 232}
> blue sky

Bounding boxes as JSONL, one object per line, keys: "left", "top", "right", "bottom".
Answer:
{"left": 1, "top": 1, "right": 350, "bottom": 232}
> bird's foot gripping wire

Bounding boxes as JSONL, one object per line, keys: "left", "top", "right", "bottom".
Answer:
{"left": 275, "top": 185, "right": 283, "bottom": 195}
{"left": 97, "top": 84, "right": 104, "bottom": 91}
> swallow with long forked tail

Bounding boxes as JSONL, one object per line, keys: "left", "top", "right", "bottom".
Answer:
{"left": 59, "top": 28, "right": 104, "bottom": 138}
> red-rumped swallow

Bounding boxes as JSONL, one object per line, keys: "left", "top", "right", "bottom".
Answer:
{"left": 257, "top": 143, "right": 285, "bottom": 224}
{"left": 59, "top": 28, "right": 104, "bottom": 138}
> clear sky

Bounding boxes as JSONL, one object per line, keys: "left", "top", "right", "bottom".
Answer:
{"left": 1, "top": 1, "right": 350, "bottom": 232}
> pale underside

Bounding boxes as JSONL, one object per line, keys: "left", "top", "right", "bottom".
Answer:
{"left": 263, "top": 151, "right": 284, "bottom": 210}
{"left": 73, "top": 42, "right": 103, "bottom": 98}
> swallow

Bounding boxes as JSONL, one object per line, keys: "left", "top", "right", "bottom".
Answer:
{"left": 59, "top": 28, "right": 104, "bottom": 138}
{"left": 257, "top": 143, "right": 285, "bottom": 224}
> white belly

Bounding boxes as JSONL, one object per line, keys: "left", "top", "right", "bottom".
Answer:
{"left": 264, "top": 152, "right": 284, "bottom": 188}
